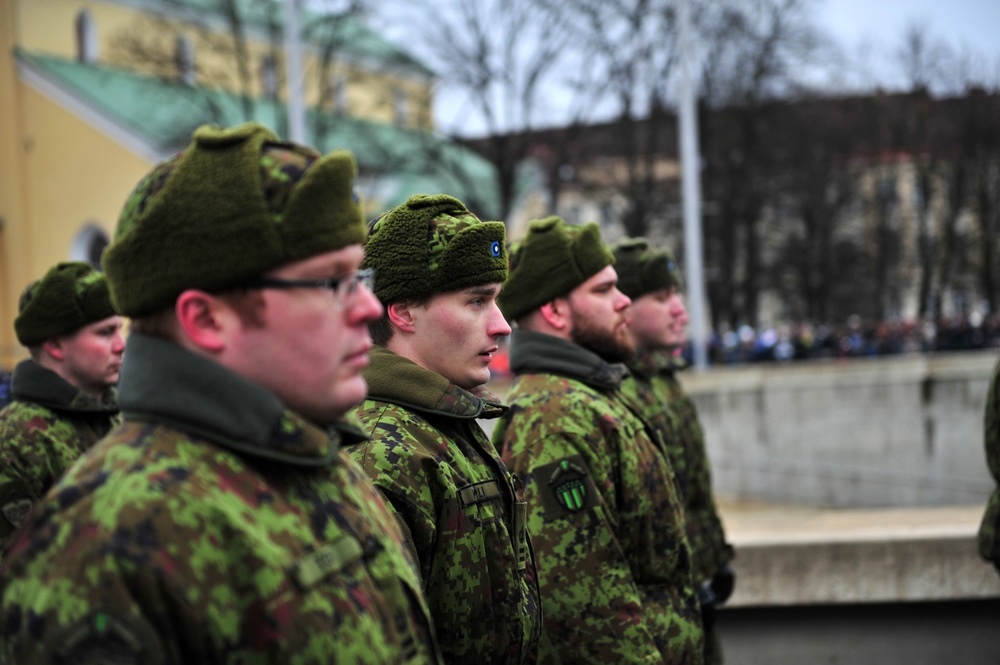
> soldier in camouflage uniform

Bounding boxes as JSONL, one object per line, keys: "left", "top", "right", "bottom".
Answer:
{"left": 493, "top": 216, "right": 703, "bottom": 665}
{"left": 613, "top": 238, "right": 735, "bottom": 664}
{"left": 0, "top": 261, "right": 124, "bottom": 553}
{"left": 978, "top": 357, "right": 1000, "bottom": 575}
{"left": 0, "top": 123, "right": 442, "bottom": 664}
{"left": 350, "top": 194, "right": 541, "bottom": 665}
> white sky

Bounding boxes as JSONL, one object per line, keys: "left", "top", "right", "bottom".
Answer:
{"left": 817, "top": 0, "right": 1000, "bottom": 53}
{"left": 815, "top": 0, "right": 1000, "bottom": 85}
{"left": 422, "top": 0, "right": 1000, "bottom": 136}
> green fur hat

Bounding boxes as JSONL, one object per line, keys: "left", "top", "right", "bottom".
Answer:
{"left": 103, "top": 122, "right": 366, "bottom": 316}
{"left": 611, "top": 237, "right": 683, "bottom": 299}
{"left": 362, "top": 194, "right": 508, "bottom": 304}
{"left": 14, "top": 262, "right": 116, "bottom": 346}
{"left": 498, "top": 216, "right": 614, "bottom": 322}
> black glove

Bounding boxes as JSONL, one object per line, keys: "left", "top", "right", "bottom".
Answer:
{"left": 697, "top": 581, "right": 717, "bottom": 629}
{"left": 710, "top": 564, "right": 735, "bottom": 606}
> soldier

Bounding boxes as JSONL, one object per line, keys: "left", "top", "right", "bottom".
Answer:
{"left": 613, "top": 238, "right": 735, "bottom": 663}
{"left": 0, "top": 261, "right": 124, "bottom": 552}
{"left": 350, "top": 194, "right": 541, "bottom": 665}
{"left": 494, "top": 216, "right": 703, "bottom": 665}
{"left": 978, "top": 357, "right": 1000, "bottom": 576}
{"left": 0, "top": 123, "right": 442, "bottom": 664}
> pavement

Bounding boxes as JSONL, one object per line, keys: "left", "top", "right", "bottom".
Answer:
{"left": 716, "top": 499, "right": 1000, "bottom": 606}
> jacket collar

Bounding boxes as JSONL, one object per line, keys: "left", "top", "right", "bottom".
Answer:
{"left": 508, "top": 329, "right": 628, "bottom": 391}
{"left": 118, "top": 334, "right": 363, "bottom": 466}
{"left": 362, "top": 345, "right": 507, "bottom": 420}
{"left": 10, "top": 359, "right": 119, "bottom": 415}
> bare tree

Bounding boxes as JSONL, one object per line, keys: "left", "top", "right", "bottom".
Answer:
{"left": 544, "top": 0, "right": 680, "bottom": 237}
{"left": 367, "top": 0, "right": 581, "bottom": 220}
{"left": 895, "top": 22, "right": 951, "bottom": 94}
{"left": 697, "top": 0, "right": 824, "bottom": 328}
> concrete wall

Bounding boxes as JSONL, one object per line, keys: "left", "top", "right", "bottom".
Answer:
{"left": 681, "top": 351, "right": 998, "bottom": 508}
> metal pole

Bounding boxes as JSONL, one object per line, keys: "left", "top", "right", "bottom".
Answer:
{"left": 677, "top": 0, "right": 708, "bottom": 370}
{"left": 284, "top": 0, "right": 307, "bottom": 143}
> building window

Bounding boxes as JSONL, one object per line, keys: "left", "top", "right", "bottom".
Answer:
{"left": 331, "top": 74, "right": 347, "bottom": 113}
{"left": 75, "top": 10, "right": 99, "bottom": 64}
{"left": 175, "top": 35, "right": 196, "bottom": 86}
{"left": 393, "top": 88, "right": 409, "bottom": 125}
{"left": 70, "top": 224, "right": 110, "bottom": 269}
{"left": 260, "top": 54, "right": 278, "bottom": 98}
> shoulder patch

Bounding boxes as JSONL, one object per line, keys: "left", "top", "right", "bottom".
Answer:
{"left": 536, "top": 455, "right": 599, "bottom": 520}
{"left": 47, "top": 608, "right": 165, "bottom": 665}
{"left": 0, "top": 479, "right": 33, "bottom": 537}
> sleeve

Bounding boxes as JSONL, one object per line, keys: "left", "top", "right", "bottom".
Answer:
{"left": 499, "top": 406, "right": 664, "bottom": 665}
{"left": 978, "top": 359, "right": 1000, "bottom": 570}
{"left": 0, "top": 415, "right": 57, "bottom": 549}
{"left": 673, "top": 392, "right": 733, "bottom": 581}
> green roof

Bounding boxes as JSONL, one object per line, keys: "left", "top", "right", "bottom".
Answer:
{"left": 121, "top": 0, "right": 434, "bottom": 77}
{"left": 18, "top": 50, "right": 499, "bottom": 215}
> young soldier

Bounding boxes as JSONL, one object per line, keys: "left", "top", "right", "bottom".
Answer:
{"left": 494, "top": 216, "right": 703, "bottom": 664}
{"left": 0, "top": 262, "right": 124, "bottom": 552}
{"left": 350, "top": 194, "right": 541, "bottom": 665}
{"left": 613, "top": 238, "right": 735, "bottom": 664}
{"left": 0, "top": 123, "right": 442, "bottom": 664}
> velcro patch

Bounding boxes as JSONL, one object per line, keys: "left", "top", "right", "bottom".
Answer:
{"left": 458, "top": 480, "right": 502, "bottom": 507}
{"left": 291, "top": 535, "right": 364, "bottom": 589}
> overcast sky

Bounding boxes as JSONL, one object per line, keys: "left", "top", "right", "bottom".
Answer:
{"left": 817, "top": 0, "right": 1000, "bottom": 57}
{"left": 815, "top": 0, "right": 1000, "bottom": 86}
{"left": 410, "top": 0, "right": 1000, "bottom": 136}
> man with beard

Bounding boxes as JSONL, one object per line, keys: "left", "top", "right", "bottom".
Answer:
{"left": 613, "top": 238, "right": 735, "bottom": 664}
{"left": 493, "top": 216, "right": 703, "bottom": 665}
{"left": 0, "top": 262, "right": 124, "bottom": 554}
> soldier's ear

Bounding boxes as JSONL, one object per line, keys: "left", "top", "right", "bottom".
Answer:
{"left": 174, "top": 290, "right": 230, "bottom": 353}
{"left": 386, "top": 301, "right": 417, "bottom": 333}
{"left": 539, "top": 299, "right": 569, "bottom": 331}
{"left": 41, "top": 339, "right": 65, "bottom": 361}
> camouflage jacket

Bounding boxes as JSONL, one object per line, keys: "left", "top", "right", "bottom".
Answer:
{"left": 0, "top": 358, "right": 120, "bottom": 549}
{"left": 979, "top": 357, "right": 1000, "bottom": 572}
{"left": 624, "top": 352, "right": 733, "bottom": 583}
{"left": 494, "top": 330, "right": 703, "bottom": 665}
{"left": 351, "top": 346, "right": 541, "bottom": 665}
{"left": 0, "top": 334, "right": 442, "bottom": 665}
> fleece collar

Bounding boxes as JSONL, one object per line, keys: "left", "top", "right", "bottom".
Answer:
{"left": 118, "top": 334, "right": 364, "bottom": 466}
{"left": 507, "top": 329, "right": 628, "bottom": 391}
{"left": 10, "top": 359, "right": 118, "bottom": 415}
{"left": 362, "top": 345, "right": 507, "bottom": 420}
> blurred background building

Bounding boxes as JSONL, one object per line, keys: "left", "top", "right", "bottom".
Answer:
{"left": 0, "top": 0, "right": 499, "bottom": 367}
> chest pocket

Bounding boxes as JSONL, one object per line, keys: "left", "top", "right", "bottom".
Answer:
{"left": 458, "top": 479, "right": 528, "bottom": 571}
{"left": 290, "top": 533, "right": 434, "bottom": 664}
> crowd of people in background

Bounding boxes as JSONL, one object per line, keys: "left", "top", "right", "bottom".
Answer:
{"left": 481, "top": 311, "right": 1000, "bottom": 381}
{"left": 699, "top": 312, "right": 1000, "bottom": 365}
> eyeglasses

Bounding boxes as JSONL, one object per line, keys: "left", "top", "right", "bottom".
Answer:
{"left": 242, "top": 268, "right": 375, "bottom": 307}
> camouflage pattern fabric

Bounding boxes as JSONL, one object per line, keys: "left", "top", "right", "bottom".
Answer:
{"left": 0, "top": 359, "right": 120, "bottom": 551}
{"left": 979, "top": 357, "right": 1000, "bottom": 573}
{"left": 0, "top": 334, "right": 442, "bottom": 664}
{"left": 624, "top": 352, "right": 734, "bottom": 664}
{"left": 627, "top": 352, "right": 734, "bottom": 583}
{"left": 351, "top": 346, "right": 541, "bottom": 665}
{"left": 495, "top": 330, "right": 703, "bottom": 665}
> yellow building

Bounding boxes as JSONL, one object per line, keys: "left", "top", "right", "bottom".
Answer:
{"left": 0, "top": 0, "right": 497, "bottom": 367}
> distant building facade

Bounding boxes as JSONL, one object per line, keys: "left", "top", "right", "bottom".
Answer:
{"left": 0, "top": 0, "right": 497, "bottom": 367}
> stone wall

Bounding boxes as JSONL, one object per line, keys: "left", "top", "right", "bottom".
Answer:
{"left": 682, "top": 350, "right": 999, "bottom": 508}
